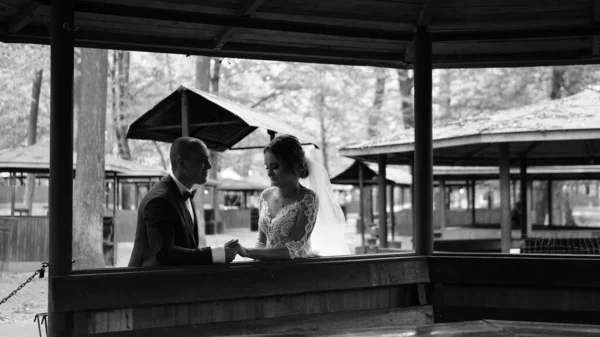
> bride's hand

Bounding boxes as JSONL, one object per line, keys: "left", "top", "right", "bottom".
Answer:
{"left": 231, "top": 242, "right": 249, "bottom": 258}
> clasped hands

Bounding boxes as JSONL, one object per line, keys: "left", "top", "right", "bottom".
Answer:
{"left": 224, "top": 239, "right": 250, "bottom": 262}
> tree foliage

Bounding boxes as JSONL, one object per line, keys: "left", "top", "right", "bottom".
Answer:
{"left": 3, "top": 43, "right": 600, "bottom": 180}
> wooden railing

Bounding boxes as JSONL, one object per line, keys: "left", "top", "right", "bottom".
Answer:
{"left": 429, "top": 253, "right": 600, "bottom": 324}
{"left": 50, "top": 254, "right": 431, "bottom": 336}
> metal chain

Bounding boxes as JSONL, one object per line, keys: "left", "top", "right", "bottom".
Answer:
{"left": 0, "top": 262, "right": 49, "bottom": 306}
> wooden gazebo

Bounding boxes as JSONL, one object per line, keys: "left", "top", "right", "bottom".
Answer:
{"left": 340, "top": 90, "right": 600, "bottom": 253}
{"left": 4, "top": 1, "right": 600, "bottom": 336}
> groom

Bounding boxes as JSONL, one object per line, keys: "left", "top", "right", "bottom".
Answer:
{"left": 128, "top": 137, "right": 237, "bottom": 266}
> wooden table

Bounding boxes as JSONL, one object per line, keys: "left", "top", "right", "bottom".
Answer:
{"left": 227, "top": 320, "right": 600, "bottom": 337}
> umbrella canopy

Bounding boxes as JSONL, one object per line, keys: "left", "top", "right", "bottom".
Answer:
{"left": 330, "top": 160, "right": 411, "bottom": 186}
{"left": 340, "top": 90, "right": 600, "bottom": 166}
{"left": 126, "top": 86, "right": 318, "bottom": 151}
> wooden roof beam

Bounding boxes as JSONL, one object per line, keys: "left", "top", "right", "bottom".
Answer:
{"left": 7, "top": 2, "right": 42, "bottom": 33}
{"left": 214, "top": 0, "right": 266, "bottom": 50}
{"left": 73, "top": 2, "right": 410, "bottom": 42}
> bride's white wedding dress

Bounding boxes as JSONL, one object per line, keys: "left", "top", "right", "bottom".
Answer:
{"left": 256, "top": 189, "right": 319, "bottom": 259}
{"left": 255, "top": 157, "right": 350, "bottom": 258}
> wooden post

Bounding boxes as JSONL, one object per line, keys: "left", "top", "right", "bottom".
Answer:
{"left": 268, "top": 130, "right": 276, "bottom": 141}
{"left": 113, "top": 173, "right": 117, "bottom": 218}
{"left": 358, "top": 162, "right": 365, "bottom": 248}
{"left": 548, "top": 179, "right": 553, "bottom": 227}
{"left": 413, "top": 26, "right": 433, "bottom": 256}
{"left": 378, "top": 154, "right": 387, "bottom": 247}
{"left": 439, "top": 179, "right": 446, "bottom": 232}
{"left": 49, "top": 1, "right": 74, "bottom": 336}
{"left": 389, "top": 184, "right": 395, "bottom": 240}
{"left": 10, "top": 173, "right": 15, "bottom": 216}
{"left": 520, "top": 157, "right": 528, "bottom": 238}
{"left": 400, "top": 186, "right": 405, "bottom": 208}
{"left": 499, "top": 143, "right": 511, "bottom": 253}
{"left": 470, "top": 179, "right": 476, "bottom": 225}
{"left": 181, "top": 90, "right": 189, "bottom": 136}
{"left": 526, "top": 180, "right": 533, "bottom": 232}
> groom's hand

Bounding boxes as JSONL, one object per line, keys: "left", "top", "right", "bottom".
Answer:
{"left": 224, "top": 247, "right": 237, "bottom": 263}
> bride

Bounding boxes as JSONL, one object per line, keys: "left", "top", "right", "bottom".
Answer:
{"left": 230, "top": 134, "right": 349, "bottom": 260}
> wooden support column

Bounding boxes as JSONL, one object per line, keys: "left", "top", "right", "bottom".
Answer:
{"left": 438, "top": 179, "right": 446, "bottom": 232}
{"left": 10, "top": 173, "right": 16, "bottom": 216}
{"left": 268, "top": 130, "right": 276, "bottom": 141}
{"left": 378, "top": 155, "right": 387, "bottom": 247}
{"left": 389, "top": 184, "right": 395, "bottom": 240}
{"left": 470, "top": 179, "right": 476, "bottom": 225}
{"left": 499, "top": 143, "right": 511, "bottom": 253}
{"left": 49, "top": 0, "right": 74, "bottom": 336}
{"left": 526, "top": 180, "right": 533, "bottom": 231}
{"left": 410, "top": 161, "right": 415, "bottom": 243}
{"left": 112, "top": 173, "right": 117, "bottom": 218}
{"left": 520, "top": 157, "right": 528, "bottom": 239}
{"left": 413, "top": 26, "right": 433, "bottom": 256}
{"left": 358, "top": 162, "right": 365, "bottom": 248}
{"left": 548, "top": 179, "right": 553, "bottom": 227}
{"left": 181, "top": 90, "right": 189, "bottom": 136}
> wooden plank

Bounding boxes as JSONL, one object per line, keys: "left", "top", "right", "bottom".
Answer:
{"left": 441, "top": 306, "right": 600, "bottom": 326}
{"left": 486, "top": 319, "right": 600, "bottom": 336}
{"left": 98, "top": 286, "right": 417, "bottom": 331}
{"left": 429, "top": 256, "right": 600, "bottom": 287}
{"left": 443, "top": 284, "right": 600, "bottom": 312}
{"left": 72, "top": 2, "right": 412, "bottom": 41}
{"left": 72, "top": 306, "right": 435, "bottom": 337}
{"left": 52, "top": 257, "right": 429, "bottom": 312}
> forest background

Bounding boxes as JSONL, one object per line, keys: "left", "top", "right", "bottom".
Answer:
{"left": 1, "top": 43, "right": 598, "bottom": 268}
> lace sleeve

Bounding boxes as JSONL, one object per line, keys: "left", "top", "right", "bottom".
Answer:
{"left": 256, "top": 192, "right": 267, "bottom": 248}
{"left": 285, "top": 191, "right": 319, "bottom": 259}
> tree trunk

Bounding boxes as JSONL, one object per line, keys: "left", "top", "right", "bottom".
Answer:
{"left": 396, "top": 69, "right": 414, "bottom": 129}
{"left": 315, "top": 93, "right": 330, "bottom": 174}
{"left": 209, "top": 58, "right": 222, "bottom": 232}
{"left": 165, "top": 54, "right": 174, "bottom": 91}
{"left": 193, "top": 56, "right": 212, "bottom": 244}
{"left": 550, "top": 67, "right": 566, "bottom": 99}
{"left": 438, "top": 69, "right": 452, "bottom": 123}
{"left": 195, "top": 56, "right": 211, "bottom": 92}
{"left": 153, "top": 141, "right": 168, "bottom": 170}
{"left": 24, "top": 68, "right": 43, "bottom": 214}
{"left": 211, "top": 58, "right": 222, "bottom": 93}
{"left": 368, "top": 68, "right": 387, "bottom": 137}
{"left": 73, "top": 48, "right": 108, "bottom": 269}
{"left": 112, "top": 50, "right": 132, "bottom": 160}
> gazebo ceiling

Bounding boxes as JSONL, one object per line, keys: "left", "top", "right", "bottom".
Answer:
{"left": 339, "top": 90, "right": 600, "bottom": 166}
{"left": 3, "top": 1, "right": 600, "bottom": 68}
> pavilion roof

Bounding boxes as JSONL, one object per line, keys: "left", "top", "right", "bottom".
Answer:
{"left": 339, "top": 90, "right": 600, "bottom": 166}
{"left": 0, "top": 142, "right": 167, "bottom": 176}
{"left": 3, "top": 1, "right": 600, "bottom": 68}
{"left": 330, "top": 160, "right": 411, "bottom": 186}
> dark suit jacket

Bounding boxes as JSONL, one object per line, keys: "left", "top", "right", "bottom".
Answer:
{"left": 128, "top": 175, "right": 213, "bottom": 267}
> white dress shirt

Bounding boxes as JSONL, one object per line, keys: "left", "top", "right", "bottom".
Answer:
{"left": 170, "top": 173, "right": 225, "bottom": 264}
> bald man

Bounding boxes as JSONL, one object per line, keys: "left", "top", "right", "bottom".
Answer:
{"left": 129, "top": 137, "right": 237, "bottom": 267}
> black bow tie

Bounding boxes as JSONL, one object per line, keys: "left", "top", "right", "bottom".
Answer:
{"left": 183, "top": 189, "right": 197, "bottom": 200}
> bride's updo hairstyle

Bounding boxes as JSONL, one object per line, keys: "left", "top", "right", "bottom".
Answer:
{"left": 264, "top": 134, "right": 309, "bottom": 179}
